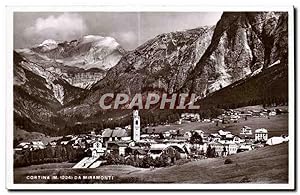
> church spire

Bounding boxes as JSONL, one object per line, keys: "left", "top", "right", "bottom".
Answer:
{"left": 132, "top": 108, "right": 140, "bottom": 142}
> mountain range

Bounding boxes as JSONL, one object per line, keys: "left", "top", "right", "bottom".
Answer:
{"left": 13, "top": 11, "right": 289, "bottom": 135}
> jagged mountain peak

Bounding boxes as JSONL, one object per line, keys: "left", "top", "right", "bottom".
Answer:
{"left": 21, "top": 34, "right": 126, "bottom": 70}
{"left": 15, "top": 34, "right": 127, "bottom": 90}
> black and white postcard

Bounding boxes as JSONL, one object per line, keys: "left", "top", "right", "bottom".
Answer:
{"left": 6, "top": 6, "right": 295, "bottom": 190}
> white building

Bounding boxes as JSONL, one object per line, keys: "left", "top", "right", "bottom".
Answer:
{"left": 181, "top": 113, "right": 200, "bottom": 122}
{"left": 15, "top": 142, "right": 30, "bottom": 150}
{"left": 240, "top": 126, "right": 252, "bottom": 135}
{"left": 163, "top": 131, "right": 171, "bottom": 138}
{"left": 31, "top": 141, "right": 46, "bottom": 150}
{"left": 266, "top": 136, "right": 288, "bottom": 145}
{"left": 254, "top": 128, "right": 268, "bottom": 141}
{"left": 269, "top": 111, "right": 277, "bottom": 116}
{"left": 91, "top": 141, "right": 106, "bottom": 158}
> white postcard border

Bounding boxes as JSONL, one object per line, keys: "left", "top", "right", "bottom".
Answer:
{"left": 5, "top": 5, "right": 295, "bottom": 190}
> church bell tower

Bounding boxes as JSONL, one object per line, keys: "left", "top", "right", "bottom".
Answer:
{"left": 132, "top": 109, "right": 140, "bottom": 142}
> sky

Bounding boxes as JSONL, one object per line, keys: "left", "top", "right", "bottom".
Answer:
{"left": 14, "top": 12, "right": 222, "bottom": 50}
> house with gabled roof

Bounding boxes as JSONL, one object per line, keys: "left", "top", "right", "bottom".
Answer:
{"left": 102, "top": 128, "right": 128, "bottom": 146}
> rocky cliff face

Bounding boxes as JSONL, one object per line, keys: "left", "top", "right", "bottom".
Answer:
{"left": 14, "top": 52, "right": 63, "bottom": 131}
{"left": 96, "top": 26, "right": 214, "bottom": 94}
{"left": 184, "top": 12, "right": 288, "bottom": 95}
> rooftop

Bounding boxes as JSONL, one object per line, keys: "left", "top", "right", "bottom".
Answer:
{"left": 255, "top": 128, "right": 268, "bottom": 133}
{"left": 102, "top": 128, "right": 128, "bottom": 138}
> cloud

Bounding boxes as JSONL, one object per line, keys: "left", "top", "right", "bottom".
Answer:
{"left": 117, "top": 31, "right": 137, "bottom": 43}
{"left": 24, "top": 13, "right": 88, "bottom": 44}
{"left": 111, "top": 31, "right": 138, "bottom": 50}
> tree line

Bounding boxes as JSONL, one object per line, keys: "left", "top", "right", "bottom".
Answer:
{"left": 14, "top": 145, "right": 85, "bottom": 167}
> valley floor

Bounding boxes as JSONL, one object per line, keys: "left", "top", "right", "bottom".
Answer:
{"left": 14, "top": 142, "right": 288, "bottom": 184}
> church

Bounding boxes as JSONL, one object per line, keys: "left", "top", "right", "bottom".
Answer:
{"left": 132, "top": 108, "right": 141, "bottom": 142}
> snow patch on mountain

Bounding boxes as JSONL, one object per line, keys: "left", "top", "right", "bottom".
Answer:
{"left": 250, "top": 60, "right": 280, "bottom": 77}
{"left": 71, "top": 80, "right": 98, "bottom": 89}
{"left": 39, "top": 39, "right": 58, "bottom": 51}
{"left": 40, "top": 39, "right": 57, "bottom": 46}
{"left": 251, "top": 66, "right": 263, "bottom": 76}
{"left": 82, "top": 35, "right": 119, "bottom": 48}
{"left": 15, "top": 48, "right": 35, "bottom": 55}
{"left": 52, "top": 83, "right": 64, "bottom": 104}
{"left": 75, "top": 35, "right": 123, "bottom": 70}
{"left": 268, "top": 60, "right": 280, "bottom": 68}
